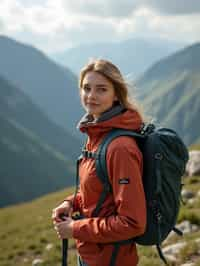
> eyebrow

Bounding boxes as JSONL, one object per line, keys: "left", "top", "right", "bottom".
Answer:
{"left": 83, "top": 83, "right": 107, "bottom": 87}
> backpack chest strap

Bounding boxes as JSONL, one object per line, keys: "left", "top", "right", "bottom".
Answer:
{"left": 82, "top": 149, "right": 97, "bottom": 159}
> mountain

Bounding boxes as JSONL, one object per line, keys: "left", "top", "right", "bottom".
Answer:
{"left": 0, "top": 112, "right": 75, "bottom": 208}
{"left": 53, "top": 38, "right": 185, "bottom": 77}
{"left": 0, "top": 35, "right": 84, "bottom": 137}
{"left": 134, "top": 42, "right": 200, "bottom": 146}
{"left": 0, "top": 75, "right": 81, "bottom": 207}
{"left": 0, "top": 75, "right": 81, "bottom": 160}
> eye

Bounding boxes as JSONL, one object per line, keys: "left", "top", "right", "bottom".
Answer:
{"left": 82, "top": 85, "right": 90, "bottom": 92}
{"left": 97, "top": 87, "right": 107, "bottom": 92}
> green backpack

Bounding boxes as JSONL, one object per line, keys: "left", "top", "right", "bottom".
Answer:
{"left": 79, "top": 124, "right": 189, "bottom": 265}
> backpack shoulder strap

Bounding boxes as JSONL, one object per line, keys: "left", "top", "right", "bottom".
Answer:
{"left": 92, "top": 128, "right": 144, "bottom": 217}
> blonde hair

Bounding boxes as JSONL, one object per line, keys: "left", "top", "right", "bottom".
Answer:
{"left": 79, "top": 58, "right": 145, "bottom": 121}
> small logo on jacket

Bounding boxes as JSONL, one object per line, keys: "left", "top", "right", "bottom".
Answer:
{"left": 119, "top": 178, "right": 130, "bottom": 184}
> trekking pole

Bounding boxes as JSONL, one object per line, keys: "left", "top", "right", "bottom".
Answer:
{"left": 62, "top": 239, "right": 68, "bottom": 266}
{"left": 59, "top": 214, "right": 68, "bottom": 266}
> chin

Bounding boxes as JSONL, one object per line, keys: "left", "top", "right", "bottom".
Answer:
{"left": 88, "top": 108, "right": 100, "bottom": 115}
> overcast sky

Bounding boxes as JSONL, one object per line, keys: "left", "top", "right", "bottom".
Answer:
{"left": 0, "top": 0, "right": 200, "bottom": 55}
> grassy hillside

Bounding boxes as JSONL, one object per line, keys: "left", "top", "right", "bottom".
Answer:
{"left": 0, "top": 113, "right": 75, "bottom": 207}
{"left": 0, "top": 187, "right": 76, "bottom": 266}
{"left": 1, "top": 171, "right": 200, "bottom": 266}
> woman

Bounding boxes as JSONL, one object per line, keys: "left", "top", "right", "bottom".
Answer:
{"left": 52, "top": 59, "right": 146, "bottom": 266}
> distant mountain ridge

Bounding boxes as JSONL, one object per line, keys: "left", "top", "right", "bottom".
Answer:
{"left": 0, "top": 35, "right": 84, "bottom": 137}
{"left": 53, "top": 38, "right": 185, "bottom": 76}
{"left": 134, "top": 43, "right": 200, "bottom": 145}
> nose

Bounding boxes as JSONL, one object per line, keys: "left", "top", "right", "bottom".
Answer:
{"left": 87, "top": 88, "right": 96, "bottom": 99}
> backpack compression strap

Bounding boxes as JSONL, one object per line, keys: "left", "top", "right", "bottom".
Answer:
{"left": 81, "top": 148, "right": 113, "bottom": 217}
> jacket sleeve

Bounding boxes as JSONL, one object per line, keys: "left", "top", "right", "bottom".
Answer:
{"left": 72, "top": 136, "right": 146, "bottom": 243}
{"left": 65, "top": 190, "right": 82, "bottom": 212}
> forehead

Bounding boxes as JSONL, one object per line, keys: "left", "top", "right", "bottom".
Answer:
{"left": 82, "top": 71, "right": 112, "bottom": 86}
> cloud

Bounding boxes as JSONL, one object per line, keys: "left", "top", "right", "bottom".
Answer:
{"left": 0, "top": 20, "right": 5, "bottom": 32}
{"left": 61, "top": 0, "right": 139, "bottom": 18}
{"left": 0, "top": 0, "right": 199, "bottom": 54}
{"left": 61, "top": 0, "right": 200, "bottom": 17}
{"left": 144, "top": 0, "right": 200, "bottom": 15}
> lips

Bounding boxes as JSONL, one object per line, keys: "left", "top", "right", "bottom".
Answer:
{"left": 87, "top": 102, "right": 99, "bottom": 106}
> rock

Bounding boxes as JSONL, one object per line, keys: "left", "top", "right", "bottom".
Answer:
{"left": 181, "top": 263, "right": 195, "bottom": 266}
{"left": 191, "top": 224, "right": 199, "bottom": 232}
{"left": 163, "top": 220, "right": 199, "bottom": 243}
{"left": 164, "top": 254, "right": 177, "bottom": 263}
{"left": 163, "top": 242, "right": 187, "bottom": 256}
{"left": 181, "top": 189, "right": 195, "bottom": 199}
{"left": 187, "top": 198, "right": 197, "bottom": 205}
{"left": 186, "top": 150, "right": 200, "bottom": 176}
{"left": 197, "top": 190, "right": 200, "bottom": 197}
{"left": 195, "top": 238, "right": 200, "bottom": 244}
{"left": 175, "top": 220, "right": 199, "bottom": 234}
{"left": 32, "top": 258, "right": 43, "bottom": 265}
{"left": 164, "top": 230, "right": 176, "bottom": 241}
{"left": 176, "top": 220, "right": 191, "bottom": 234}
{"left": 46, "top": 243, "right": 53, "bottom": 251}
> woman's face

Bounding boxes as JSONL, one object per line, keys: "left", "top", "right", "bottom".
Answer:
{"left": 80, "top": 71, "right": 118, "bottom": 118}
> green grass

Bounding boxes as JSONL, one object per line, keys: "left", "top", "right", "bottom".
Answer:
{"left": 0, "top": 187, "right": 76, "bottom": 266}
{"left": 190, "top": 144, "right": 200, "bottom": 150}
{"left": 1, "top": 175, "right": 200, "bottom": 266}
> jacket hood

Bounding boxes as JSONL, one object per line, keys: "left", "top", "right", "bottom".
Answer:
{"left": 78, "top": 104, "right": 143, "bottom": 136}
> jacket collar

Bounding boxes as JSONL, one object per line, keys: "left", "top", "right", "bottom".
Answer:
{"left": 77, "top": 104, "right": 126, "bottom": 129}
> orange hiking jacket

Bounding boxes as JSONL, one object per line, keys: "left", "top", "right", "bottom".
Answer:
{"left": 68, "top": 108, "right": 146, "bottom": 266}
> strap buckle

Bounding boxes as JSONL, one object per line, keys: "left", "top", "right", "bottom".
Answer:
{"left": 82, "top": 149, "right": 96, "bottom": 158}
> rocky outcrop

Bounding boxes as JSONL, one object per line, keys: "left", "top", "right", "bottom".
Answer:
{"left": 164, "top": 220, "right": 200, "bottom": 241}
{"left": 32, "top": 258, "right": 43, "bottom": 265}
{"left": 175, "top": 220, "right": 199, "bottom": 234}
{"left": 181, "top": 263, "right": 195, "bottom": 266}
{"left": 181, "top": 189, "right": 195, "bottom": 199}
{"left": 163, "top": 242, "right": 187, "bottom": 262}
{"left": 186, "top": 150, "right": 200, "bottom": 176}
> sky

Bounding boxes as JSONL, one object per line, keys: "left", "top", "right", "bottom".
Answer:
{"left": 0, "top": 0, "right": 200, "bottom": 55}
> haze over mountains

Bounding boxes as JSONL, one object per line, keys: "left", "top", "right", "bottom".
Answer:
{"left": 0, "top": 35, "right": 199, "bottom": 207}
{"left": 53, "top": 38, "right": 185, "bottom": 77}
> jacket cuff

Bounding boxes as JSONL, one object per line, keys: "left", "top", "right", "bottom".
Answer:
{"left": 72, "top": 220, "right": 81, "bottom": 239}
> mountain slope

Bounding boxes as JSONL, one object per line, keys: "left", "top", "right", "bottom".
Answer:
{"left": 0, "top": 75, "right": 81, "bottom": 160}
{"left": 0, "top": 75, "right": 82, "bottom": 207}
{"left": 134, "top": 43, "right": 200, "bottom": 145}
{"left": 0, "top": 35, "right": 83, "bottom": 136}
{"left": 0, "top": 113, "right": 75, "bottom": 207}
